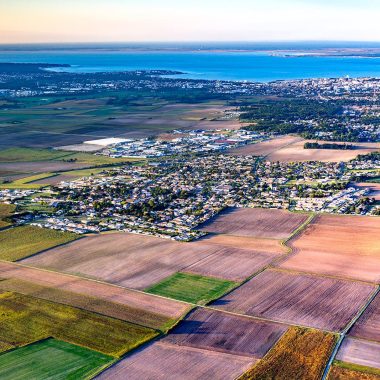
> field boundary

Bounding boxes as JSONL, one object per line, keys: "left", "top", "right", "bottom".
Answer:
{"left": 1, "top": 260, "right": 192, "bottom": 308}
{"left": 269, "top": 267, "right": 378, "bottom": 287}
{"left": 0, "top": 284, "right": 166, "bottom": 334}
{"left": 3, "top": 260, "right": 343, "bottom": 335}
{"left": 200, "top": 212, "right": 315, "bottom": 311}
{"left": 321, "top": 285, "right": 380, "bottom": 380}
{"left": 14, "top": 230, "right": 87, "bottom": 262}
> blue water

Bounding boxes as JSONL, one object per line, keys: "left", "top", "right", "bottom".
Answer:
{"left": 1, "top": 44, "right": 380, "bottom": 82}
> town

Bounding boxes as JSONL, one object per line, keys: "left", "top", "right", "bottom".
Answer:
{"left": 1, "top": 146, "right": 378, "bottom": 240}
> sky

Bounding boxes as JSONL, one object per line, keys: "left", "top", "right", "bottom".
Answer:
{"left": 1, "top": 0, "right": 380, "bottom": 44}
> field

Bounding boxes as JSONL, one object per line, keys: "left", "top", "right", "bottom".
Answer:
{"left": 1, "top": 165, "right": 123, "bottom": 188}
{"left": 0, "top": 291, "right": 158, "bottom": 357}
{"left": 0, "top": 97, "right": 238, "bottom": 149}
{"left": 0, "top": 161, "right": 89, "bottom": 177}
{"left": 22, "top": 231, "right": 281, "bottom": 287}
{"left": 199, "top": 207, "right": 309, "bottom": 239}
{"left": 0, "top": 172, "right": 58, "bottom": 189}
{"left": 0, "top": 278, "right": 176, "bottom": 332}
{"left": 163, "top": 308, "right": 287, "bottom": 358}
{"left": 0, "top": 148, "right": 73, "bottom": 162}
{"left": 0, "top": 338, "right": 113, "bottom": 380}
{"left": 0, "top": 147, "right": 137, "bottom": 185}
{"left": 0, "top": 225, "right": 78, "bottom": 261}
{"left": 197, "top": 234, "right": 287, "bottom": 254}
{"left": 280, "top": 214, "right": 380, "bottom": 282}
{"left": 0, "top": 203, "right": 15, "bottom": 228}
{"left": 97, "top": 341, "right": 254, "bottom": 380}
{"left": 266, "top": 139, "right": 380, "bottom": 162}
{"left": 336, "top": 338, "right": 380, "bottom": 370}
{"left": 349, "top": 293, "right": 380, "bottom": 343}
{"left": 229, "top": 135, "right": 303, "bottom": 156}
{"left": 329, "top": 362, "right": 380, "bottom": 380}
{"left": 0, "top": 148, "right": 130, "bottom": 166}
{"left": 212, "top": 269, "right": 375, "bottom": 331}
{"left": 238, "top": 327, "right": 337, "bottom": 380}
{"left": 29, "top": 167, "right": 115, "bottom": 185}
{"left": 0, "top": 261, "right": 190, "bottom": 329}
{"left": 145, "top": 273, "right": 236, "bottom": 304}
{"left": 184, "top": 247, "right": 278, "bottom": 281}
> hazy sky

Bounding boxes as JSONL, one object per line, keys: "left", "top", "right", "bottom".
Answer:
{"left": 1, "top": 0, "right": 380, "bottom": 43}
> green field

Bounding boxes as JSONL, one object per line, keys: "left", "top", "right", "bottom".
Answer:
{"left": 0, "top": 225, "right": 78, "bottom": 261}
{"left": 145, "top": 272, "right": 236, "bottom": 304}
{"left": 0, "top": 148, "right": 72, "bottom": 163}
{"left": 0, "top": 166, "right": 131, "bottom": 189}
{"left": 0, "top": 292, "right": 158, "bottom": 357}
{"left": 0, "top": 204, "right": 15, "bottom": 228}
{"left": 59, "top": 166, "right": 116, "bottom": 177}
{"left": 0, "top": 338, "right": 113, "bottom": 380}
{"left": 0, "top": 173, "right": 57, "bottom": 189}
{"left": 0, "top": 147, "right": 137, "bottom": 166}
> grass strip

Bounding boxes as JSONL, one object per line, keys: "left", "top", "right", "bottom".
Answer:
{"left": 146, "top": 272, "right": 237, "bottom": 304}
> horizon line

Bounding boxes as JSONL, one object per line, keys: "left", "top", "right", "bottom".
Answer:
{"left": 2, "top": 40, "right": 380, "bottom": 46}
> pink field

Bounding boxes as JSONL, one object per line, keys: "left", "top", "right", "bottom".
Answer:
{"left": 229, "top": 136, "right": 303, "bottom": 156}
{"left": 336, "top": 338, "right": 380, "bottom": 370}
{"left": 163, "top": 308, "right": 287, "bottom": 358}
{"left": 350, "top": 293, "right": 380, "bottom": 343}
{"left": 212, "top": 269, "right": 375, "bottom": 331}
{"left": 185, "top": 247, "right": 277, "bottom": 281}
{"left": 267, "top": 140, "right": 380, "bottom": 162}
{"left": 0, "top": 261, "right": 189, "bottom": 321}
{"left": 198, "top": 234, "right": 287, "bottom": 255}
{"left": 97, "top": 342, "right": 254, "bottom": 380}
{"left": 199, "top": 207, "right": 309, "bottom": 239}
{"left": 22, "top": 232, "right": 280, "bottom": 286}
{"left": 280, "top": 214, "right": 380, "bottom": 282}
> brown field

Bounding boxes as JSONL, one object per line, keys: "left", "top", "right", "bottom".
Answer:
{"left": 354, "top": 183, "right": 380, "bottom": 200}
{"left": 280, "top": 214, "right": 380, "bottom": 282}
{"left": 350, "top": 293, "right": 380, "bottom": 343}
{"left": 229, "top": 135, "right": 303, "bottom": 156}
{"left": 212, "top": 269, "right": 375, "bottom": 331}
{"left": 267, "top": 139, "right": 380, "bottom": 162}
{"left": 336, "top": 338, "right": 380, "bottom": 370}
{"left": 97, "top": 341, "right": 254, "bottom": 380}
{"left": 199, "top": 207, "right": 309, "bottom": 240}
{"left": 163, "top": 308, "right": 287, "bottom": 358}
{"left": 238, "top": 327, "right": 336, "bottom": 380}
{"left": 0, "top": 161, "right": 88, "bottom": 174}
{"left": 0, "top": 278, "right": 174, "bottom": 331}
{"left": 0, "top": 261, "right": 188, "bottom": 323}
{"left": 328, "top": 365, "right": 380, "bottom": 380}
{"left": 195, "top": 119, "right": 244, "bottom": 131}
{"left": 197, "top": 234, "right": 287, "bottom": 255}
{"left": 22, "top": 231, "right": 281, "bottom": 286}
{"left": 96, "top": 103, "right": 243, "bottom": 138}
{"left": 30, "top": 174, "right": 80, "bottom": 185}
{"left": 239, "top": 327, "right": 336, "bottom": 380}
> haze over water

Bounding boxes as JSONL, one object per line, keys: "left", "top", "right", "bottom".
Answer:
{"left": 2, "top": 43, "right": 380, "bottom": 82}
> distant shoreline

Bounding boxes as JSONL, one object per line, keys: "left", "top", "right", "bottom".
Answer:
{"left": 2, "top": 46, "right": 380, "bottom": 59}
